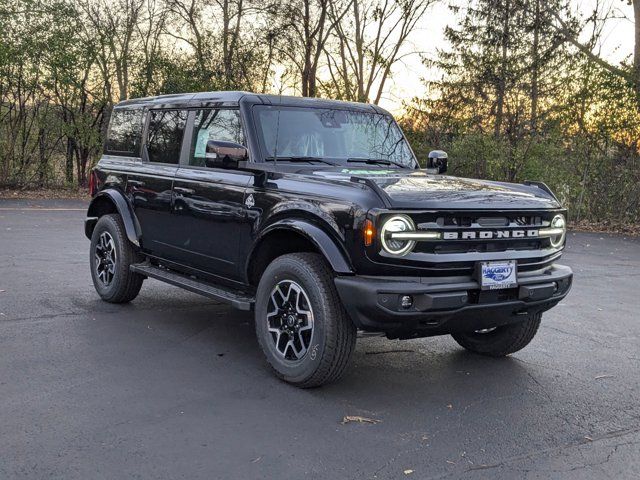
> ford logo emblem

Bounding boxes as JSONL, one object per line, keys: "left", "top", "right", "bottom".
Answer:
{"left": 485, "top": 265, "right": 513, "bottom": 282}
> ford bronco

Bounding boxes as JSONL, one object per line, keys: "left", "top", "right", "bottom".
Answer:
{"left": 85, "top": 91, "right": 573, "bottom": 387}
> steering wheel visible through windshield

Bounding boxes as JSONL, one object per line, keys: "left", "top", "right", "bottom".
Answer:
{"left": 254, "top": 105, "right": 417, "bottom": 168}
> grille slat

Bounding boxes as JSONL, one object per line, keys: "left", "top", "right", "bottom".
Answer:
{"left": 412, "top": 212, "right": 553, "bottom": 260}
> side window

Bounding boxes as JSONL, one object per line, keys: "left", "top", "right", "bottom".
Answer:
{"left": 146, "top": 109, "right": 187, "bottom": 164}
{"left": 105, "top": 108, "right": 143, "bottom": 156}
{"left": 189, "top": 109, "right": 244, "bottom": 167}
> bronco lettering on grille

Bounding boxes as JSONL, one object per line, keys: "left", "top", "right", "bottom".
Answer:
{"left": 442, "top": 230, "right": 539, "bottom": 240}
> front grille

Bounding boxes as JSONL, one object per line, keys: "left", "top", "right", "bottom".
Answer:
{"left": 412, "top": 212, "right": 552, "bottom": 257}
{"left": 371, "top": 209, "right": 565, "bottom": 276}
{"left": 436, "top": 215, "right": 542, "bottom": 228}
{"left": 429, "top": 239, "right": 542, "bottom": 254}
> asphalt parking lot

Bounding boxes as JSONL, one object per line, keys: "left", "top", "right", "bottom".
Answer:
{"left": 1, "top": 198, "right": 639, "bottom": 479}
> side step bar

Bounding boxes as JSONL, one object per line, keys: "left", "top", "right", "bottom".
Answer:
{"left": 130, "top": 263, "right": 254, "bottom": 311}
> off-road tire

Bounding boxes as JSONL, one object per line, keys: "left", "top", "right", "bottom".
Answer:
{"left": 90, "top": 214, "right": 144, "bottom": 303}
{"left": 451, "top": 312, "right": 542, "bottom": 357}
{"left": 255, "top": 253, "right": 356, "bottom": 388}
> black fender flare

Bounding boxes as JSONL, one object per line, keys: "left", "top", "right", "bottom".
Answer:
{"left": 248, "top": 218, "right": 353, "bottom": 276}
{"left": 85, "top": 189, "right": 141, "bottom": 247}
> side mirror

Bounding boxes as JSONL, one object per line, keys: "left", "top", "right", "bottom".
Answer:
{"left": 425, "top": 150, "right": 448, "bottom": 174}
{"left": 205, "top": 140, "right": 248, "bottom": 169}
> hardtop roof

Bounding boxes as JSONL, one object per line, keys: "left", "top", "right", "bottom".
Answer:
{"left": 114, "top": 91, "right": 391, "bottom": 115}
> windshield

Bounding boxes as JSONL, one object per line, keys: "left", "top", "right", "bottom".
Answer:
{"left": 254, "top": 106, "right": 416, "bottom": 168}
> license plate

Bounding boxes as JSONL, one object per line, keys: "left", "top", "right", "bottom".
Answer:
{"left": 479, "top": 260, "right": 517, "bottom": 290}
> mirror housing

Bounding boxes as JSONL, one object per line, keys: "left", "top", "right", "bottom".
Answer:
{"left": 205, "top": 140, "right": 248, "bottom": 169}
{"left": 425, "top": 150, "right": 448, "bottom": 174}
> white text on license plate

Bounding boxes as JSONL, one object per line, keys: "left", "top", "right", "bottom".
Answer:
{"left": 480, "top": 260, "right": 517, "bottom": 290}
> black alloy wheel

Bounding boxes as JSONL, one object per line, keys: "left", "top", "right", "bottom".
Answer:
{"left": 90, "top": 214, "right": 144, "bottom": 303}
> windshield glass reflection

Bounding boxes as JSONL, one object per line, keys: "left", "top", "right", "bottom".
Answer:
{"left": 255, "top": 106, "right": 416, "bottom": 168}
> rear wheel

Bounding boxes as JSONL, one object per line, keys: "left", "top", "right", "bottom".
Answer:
{"left": 451, "top": 312, "right": 542, "bottom": 357}
{"left": 255, "top": 253, "right": 356, "bottom": 388}
{"left": 90, "top": 214, "right": 144, "bottom": 303}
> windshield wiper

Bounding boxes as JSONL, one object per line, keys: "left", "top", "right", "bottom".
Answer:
{"left": 347, "top": 157, "right": 407, "bottom": 169}
{"left": 265, "top": 156, "right": 337, "bottom": 166}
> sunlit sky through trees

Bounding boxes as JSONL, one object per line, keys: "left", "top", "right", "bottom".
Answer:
{"left": 357, "top": 0, "right": 635, "bottom": 113}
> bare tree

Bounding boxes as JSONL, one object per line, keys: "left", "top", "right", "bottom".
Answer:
{"left": 273, "top": 0, "right": 351, "bottom": 97}
{"left": 165, "top": 0, "right": 213, "bottom": 83}
{"left": 135, "top": 0, "right": 170, "bottom": 96}
{"left": 78, "top": 0, "right": 146, "bottom": 101}
{"left": 546, "top": 0, "right": 640, "bottom": 109}
{"left": 325, "top": 0, "right": 435, "bottom": 104}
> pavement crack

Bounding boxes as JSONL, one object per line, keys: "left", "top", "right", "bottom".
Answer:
{"left": 2, "top": 311, "right": 82, "bottom": 324}
{"left": 542, "top": 325, "right": 607, "bottom": 347}
{"left": 421, "top": 426, "right": 640, "bottom": 479}
{"left": 364, "top": 349, "right": 415, "bottom": 355}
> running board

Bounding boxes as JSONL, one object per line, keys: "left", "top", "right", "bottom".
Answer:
{"left": 130, "top": 263, "right": 254, "bottom": 311}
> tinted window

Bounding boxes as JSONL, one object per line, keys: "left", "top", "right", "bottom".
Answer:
{"left": 147, "top": 109, "right": 187, "bottom": 164}
{"left": 189, "top": 109, "right": 244, "bottom": 167}
{"left": 105, "top": 108, "right": 143, "bottom": 156}
{"left": 255, "top": 106, "right": 415, "bottom": 168}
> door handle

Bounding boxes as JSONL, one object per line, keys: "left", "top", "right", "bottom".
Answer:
{"left": 174, "top": 187, "right": 195, "bottom": 195}
{"left": 128, "top": 180, "right": 145, "bottom": 187}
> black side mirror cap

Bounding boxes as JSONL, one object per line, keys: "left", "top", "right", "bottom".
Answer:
{"left": 205, "top": 140, "right": 248, "bottom": 169}
{"left": 426, "top": 150, "right": 448, "bottom": 174}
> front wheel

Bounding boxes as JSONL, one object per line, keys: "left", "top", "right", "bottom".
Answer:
{"left": 451, "top": 312, "right": 542, "bottom": 357}
{"left": 255, "top": 253, "right": 356, "bottom": 388}
{"left": 90, "top": 214, "right": 144, "bottom": 303}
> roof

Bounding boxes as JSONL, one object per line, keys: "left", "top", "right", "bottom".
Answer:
{"left": 114, "top": 91, "right": 391, "bottom": 115}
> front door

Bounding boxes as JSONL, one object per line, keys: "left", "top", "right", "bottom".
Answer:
{"left": 128, "top": 108, "right": 187, "bottom": 259}
{"left": 171, "top": 108, "right": 252, "bottom": 281}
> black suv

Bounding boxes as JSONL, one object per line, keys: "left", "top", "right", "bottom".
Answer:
{"left": 85, "top": 91, "right": 573, "bottom": 387}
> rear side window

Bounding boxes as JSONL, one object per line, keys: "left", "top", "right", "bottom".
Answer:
{"left": 105, "top": 108, "right": 143, "bottom": 156}
{"left": 146, "top": 109, "right": 187, "bottom": 164}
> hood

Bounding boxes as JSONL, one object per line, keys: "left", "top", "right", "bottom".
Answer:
{"left": 310, "top": 168, "right": 561, "bottom": 210}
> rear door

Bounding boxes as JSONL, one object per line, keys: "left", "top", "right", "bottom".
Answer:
{"left": 170, "top": 108, "right": 252, "bottom": 281}
{"left": 127, "top": 108, "right": 187, "bottom": 259}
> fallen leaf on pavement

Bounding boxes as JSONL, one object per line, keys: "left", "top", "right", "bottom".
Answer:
{"left": 341, "top": 415, "right": 380, "bottom": 425}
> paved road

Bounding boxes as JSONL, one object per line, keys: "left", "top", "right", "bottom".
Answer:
{"left": 1, "top": 198, "right": 639, "bottom": 480}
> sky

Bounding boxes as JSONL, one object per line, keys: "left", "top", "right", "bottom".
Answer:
{"left": 377, "top": 0, "right": 636, "bottom": 113}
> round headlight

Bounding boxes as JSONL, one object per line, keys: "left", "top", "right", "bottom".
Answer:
{"left": 380, "top": 215, "right": 416, "bottom": 256}
{"left": 548, "top": 214, "right": 566, "bottom": 247}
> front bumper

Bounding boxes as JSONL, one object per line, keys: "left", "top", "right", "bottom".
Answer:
{"left": 334, "top": 264, "right": 572, "bottom": 339}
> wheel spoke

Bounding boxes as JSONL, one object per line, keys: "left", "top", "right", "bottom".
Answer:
{"left": 291, "top": 339, "right": 304, "bottom": 358}
{"left": 296, "top": 332, "right": 308, "bottom": 354}
{"left": 94, "top": 231, "right": 116, "bottom": 287}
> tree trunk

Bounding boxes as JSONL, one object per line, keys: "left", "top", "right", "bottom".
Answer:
{"left": 65, "top": 138, "right": 75, "bottom": 184}
{"left": 38, "top": 127, "right": 47, "bottom": 187}
{"left": 77, "top": 148, "right": 90, "bottom": 187}
{"left": 530, "top": 0, "right": 540, "bottom": 132}
{"left": 634, "top": 0, "right": 640, "bottom": 109}
{"left": 495, "top": 0, "right": 510, "bottom": 138}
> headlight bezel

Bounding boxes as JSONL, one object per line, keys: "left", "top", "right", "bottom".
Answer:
{"left": 379, "top": 214, "right": 417, "bottom": 256}
{"left": 540, "top": 214, "right": 566, "bottom": 248}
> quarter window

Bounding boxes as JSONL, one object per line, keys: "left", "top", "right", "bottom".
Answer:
{"left": 146, "top": 109, "right": 187, "bottom": 164}
{"left": 189, "top": 109, "right": 244, "bottom": 167}
{"left": 105, "top": 108, "right": 143, "bottom": 156}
